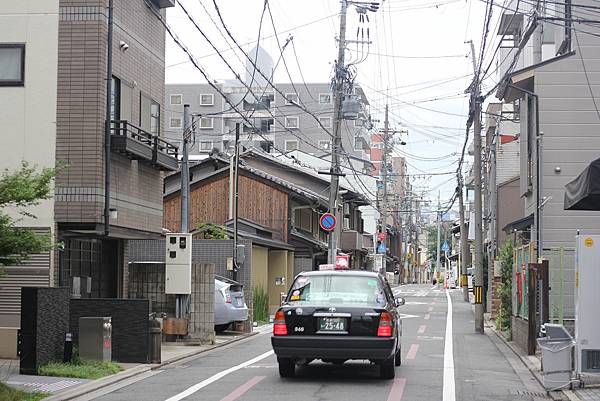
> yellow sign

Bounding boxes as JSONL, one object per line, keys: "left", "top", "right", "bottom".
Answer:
{"left": 585, "top": 237, "right": 594, "bottom": 247}
{"left": 473, "top": 286, "right": 483, "bottom": 304}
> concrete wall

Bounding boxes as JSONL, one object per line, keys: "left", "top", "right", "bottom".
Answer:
{"left": 267, "top": 250, "right": 288, "bottom": 313}
{"left": 251, "top": 246, "right": 268, "bottom": 291}
{"left": 497, "top": 177, "right": 522, "bottom": 247}
{"left": 189, "top": 264, "right": 215, "bottom": 344}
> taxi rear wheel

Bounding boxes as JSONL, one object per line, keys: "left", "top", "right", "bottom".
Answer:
{"left": 380, "top": 357, "right": 395, "bottom": 380}
{"left": 278, "top": 357, "right": 296, "bottom": 378}
{"left": 395, "top": 345, "right": 402, "bottom": 366}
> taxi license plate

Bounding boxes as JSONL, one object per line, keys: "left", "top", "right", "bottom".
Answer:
{"left": 318, "top": 317, "right": 347, "bottom": 332}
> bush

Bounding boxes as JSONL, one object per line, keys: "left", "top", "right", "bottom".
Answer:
{"left": 253, "top": 286, "right": 269, "bottom": 323}
{"left": 38, "top": 359, "right": 122, "bottom": 380}
{"left": 496, "top": 240, "right": 513, "bottom": 332}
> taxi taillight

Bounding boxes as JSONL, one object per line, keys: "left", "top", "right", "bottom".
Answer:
{"left": 377, "top": 312, "right": 393, "bottom": 337}
{"left": 273, "top": 310, "right": 287, "bottom": 336}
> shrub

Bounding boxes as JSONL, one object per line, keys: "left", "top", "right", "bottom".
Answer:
{"left": 253, "top": 286, "right": 269, "bottom": 323}
{"left": 496, "top": 240, "right": 513, "bottom": 332}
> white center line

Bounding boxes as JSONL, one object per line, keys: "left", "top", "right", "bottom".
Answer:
{"left": 443, "top": 290, "right": 455, "bottom": 401}
{"left": 164, "top": 350, "right": 274, "bottom": 401}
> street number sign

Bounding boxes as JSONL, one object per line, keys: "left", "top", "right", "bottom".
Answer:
{"left": 319, "top": 213, "right": 336, "bottom": 231}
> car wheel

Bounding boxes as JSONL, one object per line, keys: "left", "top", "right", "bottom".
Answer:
{"left": 380, "top": 357, "right": 395, "bottom": 380}
{"left": 215, "top": 323, "right": 230, "bottom": 333}
{"left": 278, "top": 357, "right": 295, "bottom": 378}
{"left": 395, "top": 345, "right": 402, "bottom": 366}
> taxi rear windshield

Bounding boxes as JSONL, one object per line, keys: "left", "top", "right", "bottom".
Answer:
{"left": 287, "top": 275, "right": 386, "bottom": 307}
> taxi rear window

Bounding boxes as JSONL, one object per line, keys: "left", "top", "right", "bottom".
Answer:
{"left": 287, "top": 275, "right": 386, "bottom": 307}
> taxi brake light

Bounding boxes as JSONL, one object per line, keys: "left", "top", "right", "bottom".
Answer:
{"left": 273, "top": 310, "right": 287, "bottom": 336}
{"left": 377, "top": 312, "right": 393, "bottom": 337}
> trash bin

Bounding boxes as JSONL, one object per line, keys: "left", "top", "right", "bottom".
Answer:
{"left": 537, "top": 324, "right": 575, "bottom": 391}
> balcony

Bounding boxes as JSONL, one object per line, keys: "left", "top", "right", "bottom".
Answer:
{"left": 110, "top": 120, "right": 178, "bottom": 171}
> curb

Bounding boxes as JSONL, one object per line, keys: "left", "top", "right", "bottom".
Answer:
{"left": 486, "top": 320, "right": 574, "bottom": 401}
{"left": 43, "top": 331, "right": 258, "bottom": 401}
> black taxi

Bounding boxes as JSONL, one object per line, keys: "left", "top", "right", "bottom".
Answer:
{"left": 271, "top": 270, "right": 404, "bottom": 379}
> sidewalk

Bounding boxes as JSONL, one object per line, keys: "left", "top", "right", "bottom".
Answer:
{"left": 1, "top": 325, "right": 270, "bottom": 401}
{"left": 485, "top": 316, "right": 600, "bottom": 401}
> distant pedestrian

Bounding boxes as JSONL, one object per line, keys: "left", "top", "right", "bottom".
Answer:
{"left": 432, "top": 278, "right": 437, "bottom": 286}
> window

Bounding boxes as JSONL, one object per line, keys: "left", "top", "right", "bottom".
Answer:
{"left": 354, "top": 136, "right": 363, "bottom": 150}
{"left": 0, "top": 44, "right": 25, "bottom": 86}
{"left": 200, "top": 94, "right": 214, "bottom": 106}
{"left": 285, "top": 116, "right": 299, "bottom": 129}
{"left": 110, "top": 76, "right": 121, "bottom": 121}
{"left": 285, "top": 93, "right": 299, "bottom": 104}
{"left": 319, "top": 116, "right": 332, "bottom": 128}
{"left": 285, "top": 140, "right": 299, "bottom": 151}
{"left": 199, "top": 117, "right": 214, "bottom": 129}
{"left": 150, "top": 101, "right": 160, "bottom": 136}
{"left": 170, "top": 94, "right": 182, "bottom": 105}
{"left": 354, "top": 118, "right": 363, "bottom": 127}
{"left": 319, "top": 140, "right": 331, "bottom": 150}
{"left": 287, "top": 274, "right": 387, "bottom": 307}
{"left": 319, "top": 93, "right": 332, "bottom": 104}
{"left": 200, "top": 141, "right": 212, "bottom": 151}
{"left": 170, "top": 118, "right": 182, "bottom": 128}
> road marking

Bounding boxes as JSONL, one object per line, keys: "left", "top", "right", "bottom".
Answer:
{"left": 386, "top": 378, "right": 407, "bottom": 401}
{"left": 400, "top": 313, "right": 419, "bottom": 319}
{"left": 443, "top": 290, "right": 456, "bottom": 401}
{"left": 417, "top": 325, "right": 426, "bottom": 334}
{"left": 424, "top": 313, "right": 430, "bottom": 320}
{"left": 406, "top": 344, "right": 419, "bottom": 360}
{"left": 428, "top": 306, "right": 434, "bottom": 312}
{"left": 164, "top": 350, "right": 274, "bottom": 401}
{"left": 219, "top": 376, "right": 265, "bottom": 401}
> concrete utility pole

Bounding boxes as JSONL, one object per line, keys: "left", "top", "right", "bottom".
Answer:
{"left": 468, "top": 40, "right": 484, "bottom": 334}
{"left": 232, "top": 123, "right": 241, "bottom": 282}
{"left": 532, "top": 0, "right": 543, "bottom": 64}
{"left": 181, "top": 104, "right": 190, "bottom": 234}
{"left": 327, "top": 0, "right": 348, "bottom": 265}
{"left": 458, "top": 173, "right": 469, "bottom": 302}
{"left": 103, "top": 0, "right": 114, "bottom": 237}
{"left": 436, "top": 192, "right": 441, "bottom": 280}
{"left": 379, "top": 104, "right": 390, "bottom": 272}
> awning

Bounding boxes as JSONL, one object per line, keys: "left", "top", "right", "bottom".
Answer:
{"left": 564, "top": 157, "right": 600, "bottom": 210}
{"left": 503, "top": 213, "right": 533, "bottom": 233}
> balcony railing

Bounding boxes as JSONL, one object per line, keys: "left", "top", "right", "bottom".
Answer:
{"left": 110, "top": 120, "right": 179, "bottom": 171}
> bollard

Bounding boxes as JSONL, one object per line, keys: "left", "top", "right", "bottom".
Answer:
{"left": 63, "top": 332, "right": 73, "bottom": 363}
{"left": 148, "top": 317, "right": 162, "bottom": 364}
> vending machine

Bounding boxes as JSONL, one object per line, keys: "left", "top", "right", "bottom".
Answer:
{"left": 575, "top": 235, "right": 600, "bottom": 374}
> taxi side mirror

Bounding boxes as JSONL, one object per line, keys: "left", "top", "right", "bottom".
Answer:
{"left": 395, "top": 297, "right": 405, "bottom": 307}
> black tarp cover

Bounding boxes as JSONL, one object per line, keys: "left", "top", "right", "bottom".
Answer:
{"left": 564, "top": 157, "right": 600, "bottom": 210}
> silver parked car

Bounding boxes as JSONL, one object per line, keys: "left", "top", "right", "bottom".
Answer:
{"left": 214, "top": 276, "right": 248, "bottom": 332}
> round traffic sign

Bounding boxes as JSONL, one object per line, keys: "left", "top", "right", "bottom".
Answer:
{"left": 319, "top": 213, "right": 337, "bottom": 232}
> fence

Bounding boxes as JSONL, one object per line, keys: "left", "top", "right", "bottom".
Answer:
{"left": 513, "top": 243, "right": 534, "bottom": 320}
{"left": 544, "top": 247, "right": 575, "bottom": 329}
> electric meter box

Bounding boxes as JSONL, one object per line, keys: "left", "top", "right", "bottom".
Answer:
{"left": 165, "top": 233, "right": 192, "bottom": 294}
{"left": 575, "top": 235, "right": 600, "bottom": 373}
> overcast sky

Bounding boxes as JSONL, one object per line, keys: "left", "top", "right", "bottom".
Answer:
{"left": 165, "top": 0, "right": 494, "bottom": 208}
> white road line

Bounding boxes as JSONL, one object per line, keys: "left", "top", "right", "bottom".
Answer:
{"left": 164, "top": 350, "right": 274, "bottom": 401}
{"left": 443, "top": 290, "right": 455, "bottom": 401}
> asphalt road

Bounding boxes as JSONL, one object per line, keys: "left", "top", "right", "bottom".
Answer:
{"left": 85, "top": 284, "right": 550, "bottom": 401}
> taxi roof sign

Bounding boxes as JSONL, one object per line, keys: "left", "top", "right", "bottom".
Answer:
{"left": 319, "top": 264, "right": 335, "bottom": 271}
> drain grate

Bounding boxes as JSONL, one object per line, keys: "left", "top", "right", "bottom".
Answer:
{"left": 515, "top": 389, "right": 551, "bottom": 399}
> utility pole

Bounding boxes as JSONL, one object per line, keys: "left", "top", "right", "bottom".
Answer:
{"left": 177, "top": 104, "right": 191, "bottom": 320}
{"left": 103, "top": 0, "right": 114, "bottom": 237}
{"left": 532, "top": 1, "right": 543, "bottom": 64}
{"left": 436, "top": 192, "right": 441, "bottom": 281}
{"left": 232, "top": 123, "right": 241, "bottom": 282}
{"left": 380, "top": 104, "right": 390, "bottom": 272}
{"left": 468, "top": 40, "right": 484, "bottom": 334}
{"left": 327, "top": 0, "right": 348, "bottom": 265}
{"left": 458, "top": 172, "right": 469, "bottom": 302}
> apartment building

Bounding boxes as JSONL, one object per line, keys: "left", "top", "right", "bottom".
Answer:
{"left": 0, "top": 2, "right": 60, "bottom": 351}
{"left": 54, "top": 0, "right": 176, "bottom": 298}
{"left": 487, "top": 0, "right": 600, "bottom": 349}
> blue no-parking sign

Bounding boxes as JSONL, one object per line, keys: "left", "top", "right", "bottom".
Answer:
{"left": 319, "top": 213, "right": 337, "bottom": 232}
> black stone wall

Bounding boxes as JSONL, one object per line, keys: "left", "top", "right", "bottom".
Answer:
{"left": 70, "top": 298, "right": 150, "bottom": 363}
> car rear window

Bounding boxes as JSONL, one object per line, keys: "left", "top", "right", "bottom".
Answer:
{"left": 287, "top": 274, "right": 387, "bottom": 307}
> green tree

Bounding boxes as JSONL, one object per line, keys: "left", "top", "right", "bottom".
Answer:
{"left": 195, "top": 222, "right": 228, "bottom": 239}
{"left": 496, "top": 240, "right": 513, "bottom": 332}
{"left": 0, "top": 162, "right": 57, "bottom": 270}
